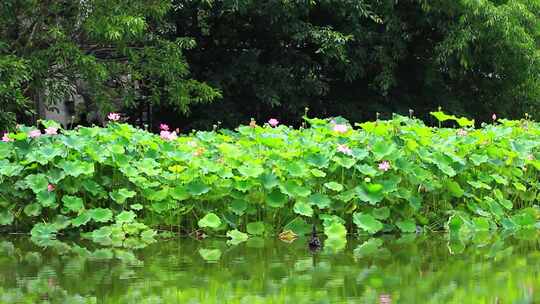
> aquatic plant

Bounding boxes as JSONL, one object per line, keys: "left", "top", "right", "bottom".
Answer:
{"left": 0, "top": 112, "right": 539, "bottom": 245}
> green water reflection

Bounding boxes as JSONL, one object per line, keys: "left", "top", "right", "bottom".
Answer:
{"left": 0, "top": 232, "right": 539, "bottom": 303}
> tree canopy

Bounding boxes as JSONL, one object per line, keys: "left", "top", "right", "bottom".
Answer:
{"left": 1, "top": 0, "right": 538, "bottom": 130}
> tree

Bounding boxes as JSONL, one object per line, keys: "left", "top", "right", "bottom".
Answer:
{"left": 168, "top": 0, "right": 539, "bottom": 128}
{"left": 0, "top": 0, "right": 220, "bottom": 130}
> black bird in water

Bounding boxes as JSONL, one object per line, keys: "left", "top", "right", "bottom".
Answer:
{"left": 308, "top": 224, "right": 321, "bottom": 251}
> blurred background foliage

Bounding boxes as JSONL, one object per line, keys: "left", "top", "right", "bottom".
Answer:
{"left": 1, "top": 0, "right": 539, "bottom": 130}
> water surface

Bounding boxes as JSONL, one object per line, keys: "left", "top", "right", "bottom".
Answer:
{"left": 0, "top": 232, "right": 539, "bottom": 303}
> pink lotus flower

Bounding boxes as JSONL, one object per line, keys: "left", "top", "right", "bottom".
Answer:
{"left": 337, "top": 144, "right": 352, "bottom": 155}
{"left": 268, "top": 118, "right": 279, "bottom": 127}
{"left": 107, "top": 112, "right": 121, "bottom": 121}
{"left": 378, "top": 160, "right": 391, "bottom": 172}
{"left": 160, "top": 130, "right": 178, "bottom": 141}
{"left": 47, "top": 184, "right": 55, "bottom": 192}
{"left": 28, "top": 129, "right": 42, "bottom": 138}
{"left": 44, "top": 127, "right": 58, "bottom": 135}
{"left": 527, "top": 154, "right": 534, "bottom": 161}
{"left": 1, "top": 133, "right": 12, "bottom": 142}
{"left": 492, "top": 113, "right": 497, "bottom": 121}
{"left": 160, "top": 124, "right": 170, "bottom": 131}
{"left": 457, "top": 129, "right": 468, "bottom": 136}
{"left": 333, "top": 124, "right": 348, "bottom": 133}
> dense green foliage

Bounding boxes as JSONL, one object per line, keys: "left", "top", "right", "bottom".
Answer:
{"left": 0, "top": 113, "right": 539, "bottom": 246}
{"left": 1, "top": 0, "right": 539, "bottom": 130}
{"left": 1, "top": 234, "right": 540, "bottom": 303}
{"left": 0, "top": 0, "right": 220, "bottom": 129}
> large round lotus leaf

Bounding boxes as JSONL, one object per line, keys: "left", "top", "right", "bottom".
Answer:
{"left": 308, "top": 193, "right": 332, "bottom": 209}
{"left": 293, "top": 201, "right": 313, "bottom": 217}
{"left": 353, "top": 213, "right": 383, "bottom": 234}
{"left": 116, "top": 211, "right": 137, "bottom": 224}
{"left": 283, "top": 217, "right": 311, "bottom": 236}
{"left": 229, "top": 199, "right": 248, "bottom": 215}
{"left": 237, "top": 164, "right": 264, "bottom": 177}
{"left": 24, "top": 203, "right": 42, "bottom": 217}
{"left": 226, "top": 229, "right": 249, "bottom": 245}
{"left": 324, "top": 222, "right": 347, "bottom": 240}
{"left": 266, "top": 190, "right": 288, "bottom": 208}
{"left": 396, "top": 219, "right": 417, "bottom": 233}
{"left": 36, "top": 191, "right": 56, "bottom": 208}
{"left": 62, "top": 196, "right": 84, "bottom": 213}
{"left": 186, "top": 181, "right": 210, "bottom": 196}
{"left": 24, "top": 174, "right": 48, "bottom": 194}
{"left": 198, "top": 213, "right": 222, "bottom": 229}
{"left": 110, "top": 188, "right": 136, "bottom": 204}
{"left": 90, "top": 208, "right": 113, "bottom": 223}
{"left": 324, "top": 182, "right": 343, "bottom": 192}
{"left": 247, "top": 222, "right": 265, "bottom": 235}
{"left": 72, "top": 211, "right": 92, "bottom": 227}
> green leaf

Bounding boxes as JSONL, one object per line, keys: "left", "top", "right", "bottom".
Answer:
{"left": 266, "top": 190, "right": 288, "bottom": 208}
{"left": 226, "top": 229, "right": 249, "bottom": 245}
{"left": 285, "top": 161, "right": 308, "bottom": 177}
{"left": 353, "top": 213, "right": 383, "bottom": 234}
{"left": 116, "top": 211, "right": 137, "bottom": 224}
{"left": 198, "top": 213, "right": 222, "bottom": 229}
{"left": 72, "top": 211, "right": 92, "bottom": 227}
{"left": 396, "top": 219, "right": 416, "bottom": 233}
{"left": 372, "top": 207, "right": 390, "bottom": 220}
{"left": 467, "top": 180, "right": 492, "bottom": 190}
{"left": 305, "top": 153, "right": 329, "bottom": 168}
{"left": 62, "top": 195, "right": 84, "bottom": 213}
{"left": 24, "top": 203, "right": 42, "bottom": 217}
{"left": 310, "top": 168, "right": 326, "bottom": 177}
{"left": 170, "top": 185, "right": 190, "bottom": 201}
{"left": 199, "top": 248, "right": 222, "bottom": 262}
{"left": 472, "top": 217, "right": 490, "bottom": 231}
{"left": 470, "top": 154, "right": 489, "bottom": 166}
{"left": 0, "top": 211, "right": 14, "bottom": 225}
{"left": 324, "top": 222, "right": 347, "bottom": 240}
{"left": 109, "top": 188, "right": 137, "bottom": 204}
{"left": 372, "top": 141, "right": 397, "bottom": 160}
{"left": 334, "top": 156, "right": 356, "bottom": 169}
{"left": 355, "top": 164, "right": 378, "bottom": 177}
{"left": 284, "top": 217, "right": 311, "bottom": 236}
{"left": 186, "top": 181, "right": 210, "bottom": 196}
{"left": 324, "top": 182, "right": 343, "bottom": 192}
{"left": 24, "top": 174, "right": 48, "bottom": 194}
{"left": 57, "top": 160, "right": 94, "bottom": 177}
{"left": 89, "top": 208, "right": 113, "bottom": 223}
{"left": 308, "top": 193, "right": 332, "bottom": 209}
{"left": 30, "top": 223, "right": 57, "bottom": 239}
{"left": 445, "top": 180, "right": 464, "bottom": 198}
{"left": 281, "top": 181, "right": 311, "bottom": 198}
{"left": 0, "top": 160, "right": 22, "bottom": 177}
{"left": 229, "top": 199, "right": 248, "bottom": 215}
{"left": 293, "top": 201, "right": 314, "bottom": 217}
{"left": 356, "top": 185, "right": 384, "bottom": 205}
{"left": 365, "top": 183, "right": 383, "bottom": 193}
{"left": 260, "top": 173, "right": 279, "bottom": 189}
{"left": 237, "top": 164, "right": 264, "bottom": 177}
{"left": 246, "top": 222, "right": 265, "bottom": 236}
{"left": 36, "top": 191, "right": 56, "bottom": 207}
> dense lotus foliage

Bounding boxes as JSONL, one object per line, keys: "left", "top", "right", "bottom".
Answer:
{"left": 0, "top": 112, "right": 539, "bottom": 246}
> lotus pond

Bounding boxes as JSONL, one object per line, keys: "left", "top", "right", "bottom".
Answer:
{"left": 1, "top": 112, "right": 539, "bottom": 246}
{"left": 0, "top": 232, "right": 539, "bottom": 304}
